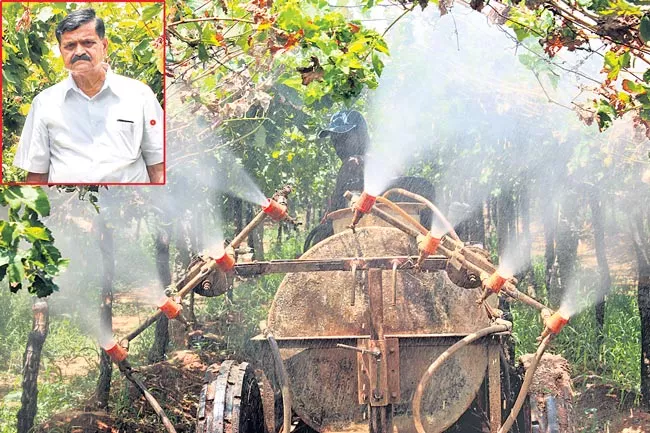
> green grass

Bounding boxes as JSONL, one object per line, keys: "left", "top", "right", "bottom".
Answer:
{"left": 512, "top": 257, "right": 641, "bottom": 396}
{"left": 0, "top": 290, "right": 32, "bottom": 373}
{"left": 0, "top": 313, "right": 100, "bottom": 433}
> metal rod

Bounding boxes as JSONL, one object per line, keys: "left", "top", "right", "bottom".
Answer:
{"left": 488, "top": 342, "right": 502, "bottom": 433}
{"left": 265, "top": 330, "right": 292, "bottom": 433}
{"left": 440, "top": 238, "right": 547, "bottom": 311}
{"left": 370, "top": 405, "right": 393, "bottom": 433}
{"left": 369, "top": 206, "right": 421, "bottom": 238}
{"left": 336, "top": 343, "right": 381, "bottom": 357}
{"left": 230, "top": 210, "right": 266, "bottom": 249}
{"left": 123, "top": 311, "right": 163, "bottom": 343}
{"left": 124, "top": 261, "right": 216, "bottom": 342}
{"left": 375, "top": 195, "right": 428, "bottom": 235}
{"left": 233, "top": 256, "right": 448, "bottom": 276}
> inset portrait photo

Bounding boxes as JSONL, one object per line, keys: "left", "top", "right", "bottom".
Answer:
{"left": 1, "top": 2, "right": 165, "bottom": 185}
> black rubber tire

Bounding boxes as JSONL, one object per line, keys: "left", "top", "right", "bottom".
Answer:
{"left": 197, "top": 361, "right": 265, "bottom": 433}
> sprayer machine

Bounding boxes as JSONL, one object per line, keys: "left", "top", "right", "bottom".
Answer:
{"left": 103, "top": 185, "right": 569, "bottom": 433}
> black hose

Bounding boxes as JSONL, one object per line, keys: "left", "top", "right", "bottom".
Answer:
{"left": 118, "top": 361, "right": 177, "bottom": 433}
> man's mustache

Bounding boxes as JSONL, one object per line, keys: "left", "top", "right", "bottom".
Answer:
{"left": 71, "top": 54, "right": 92, "bottom": 63}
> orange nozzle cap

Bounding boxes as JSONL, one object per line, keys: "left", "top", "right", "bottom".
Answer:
{"left": 103, "top": 340, "right": 128, "bottom": 363}
{"left": 418, "top": 232, "right": 441, "bottom": 256}
{"left": 215, "top": 251, "right": 235, "bottom": 272}
{"left": 546, "top": 311, "right": 569, "bottom": 334}
{"left": 485, "top": 272, "right": 507, "bottom": 294}
{"left": 262, "top": 198, "right": 288, "bottom": 221}
{"left": 354, "top": 192, "right": 376, "bottom": 214}
{"left": 157, "top": 297, "right": 182, "bottom": 319}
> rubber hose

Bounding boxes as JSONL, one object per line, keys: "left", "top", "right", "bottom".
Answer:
{"left": 375, "top": 196, "right": 428, "bottom": 235}
{"left": 120, "top": 362, "right": 177, "bottom": 433}
{"left": 413, "top": 323, "right": 511, "bottom": 433}
{"left": 381, "top": 188, "right": 460, "bottom": 241}
{"left": 497, "top": 334, "right": 552, "bottom": 433}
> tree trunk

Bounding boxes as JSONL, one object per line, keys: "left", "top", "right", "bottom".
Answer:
{"left": 234, "top": 197, "right": 244, "bottom": 234}
{"left": 631, "top": 213, "right": 650, "bottom": 407}
{"left": 246, "top": 204, "right": 265, "bottom": 260}
{"left": 496, "top": 189, "right": 516, "bottom": 258}
{"left": 149, "top": 226, "right": 172, "bottom": 364}
{"left": 95, "top": 217, "right": 115, "bottom": 409}
{"left": 556, "top": 196, "right": 579, "bottom": 306}
{"left": 589, "top": 188, "right": 611, "bottom": 352}
{"left": 175, "top": 217, "right": 193, "bottom": 325}
{"left": 189, "top": 210, "right": 205, "bottom": 322}
{"left": 543, "top": 197, "right": 560, "bottom": 306}
{"left": 175, "top": 219, "right": 192, "bottom": 276}
{"left": 17, "top": 299, "right": 49, "bottom": 433}
{"left": 519, "top": 184, "right": 532, "bottom": 283}
{"left": 306, "top": 202, "right": 312, "bottom": 230}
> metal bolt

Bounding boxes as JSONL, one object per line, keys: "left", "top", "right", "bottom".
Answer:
{"left": 388, "top": 347, "right": 395, "bottom": 354}
{"left": 391, "top": 392, "right": 398, "bottom": 399}
{"left": 373, "top": 390, "right": 384, "bottom": 400}
{"left": 361, "top": 393, "right": 368, "bottom": 401}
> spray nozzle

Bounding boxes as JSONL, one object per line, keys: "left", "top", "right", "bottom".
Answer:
{"left": 349, "top": 191, "right": 377, "bottom": 229}
{"left": 477, "top": 270, "right": 510, "bottom": 305}
{"left": 215, "top": 248, "right": 236, "bottom": 273}
{"left": 540, "top": 310, "right": 569, "bottom": 339}
{"left": 101, "top": 339, "right": 128, "bottom": 363}
{"left": 484, "top": 271, "right": 507, "bottom": 294}
{"left": 262, "top": 198, "right": 288, "bottom": 221}
{"left": 157, "top": 296, "right": 182, "bottom": 319}
{"left": 416, "top": 231, "right": 441, "bottom": 267}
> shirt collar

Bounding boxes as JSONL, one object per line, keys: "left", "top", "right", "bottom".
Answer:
{"left": 64, "top": 64, "right": 114, "bottom": 100}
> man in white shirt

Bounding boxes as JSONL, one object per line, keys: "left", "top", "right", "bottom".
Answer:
{"left": 14, "top": 8, "right": 164, "bottom": 184}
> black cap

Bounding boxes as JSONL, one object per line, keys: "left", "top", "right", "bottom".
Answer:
{"left": 318, "top": 110, "right": 366, "bottom": 138}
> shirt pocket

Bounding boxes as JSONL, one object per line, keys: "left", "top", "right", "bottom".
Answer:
{"left": 110, "top": 118, "right": 140, "bottom": 159}
{"left": 116, "top": 119, "right": 135, "bottom": 132}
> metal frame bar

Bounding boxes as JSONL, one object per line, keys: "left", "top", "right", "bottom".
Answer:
{"left": 233, "top": 256, "right": 448, "bottom": 276}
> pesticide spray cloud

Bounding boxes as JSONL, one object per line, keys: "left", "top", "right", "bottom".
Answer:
{"left": 213, "top": 150, "right": 267, "bottom": 206}
{"left": 363, "top": 6, "right": 603, "bottom": 230}
{"left": 559, "top": 274, "right": 609, "bottom": 318}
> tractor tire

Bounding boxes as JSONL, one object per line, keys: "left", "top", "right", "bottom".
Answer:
{"left": 197, "top": 361, "right": 265, "bottom": 433}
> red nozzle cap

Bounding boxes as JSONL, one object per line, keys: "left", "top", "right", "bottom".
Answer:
{"left": 354, "top": 191, "right": 377, "bottom": 214}
{"left": 485, "top": 272, "right": 507, "bottom": 294}
{"left": 546, "top": 311, "right": 569, "bottom": 334}
{"left": 262, "top": 198, "right": 288, "bottom": 221}
{"left": 157, "top": 297, "right": 182, "bottom": 319}
{"left": 418, "top": 232, "right": 441, "bottom": 256}
{"left": 103, "top": 340, "right": 128, "bottom": 363}
{"left": 215, "top": 251, "right": 236, "bottom": 272}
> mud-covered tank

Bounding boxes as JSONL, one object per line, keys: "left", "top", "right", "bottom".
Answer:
{"left": 196, "top": 202, "right": 530, "bottom": 433}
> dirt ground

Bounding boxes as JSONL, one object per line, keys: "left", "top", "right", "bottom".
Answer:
{"left": 31, "top": 346, "right": 650, "bottom": 433}
{"left": 34, "top": 350, "right": 218, "bottom": 433}
{"left": 574, "top": 381, "right": 650, "bottom": 433}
